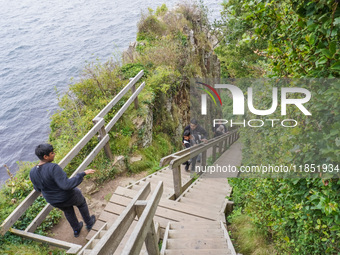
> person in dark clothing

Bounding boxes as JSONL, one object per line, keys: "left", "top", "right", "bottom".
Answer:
{"left": 182, "top": 130, "right": 195, "bottom": 171}
{"left": 183, "top": 119, "right": 208, "bottom": 144}
{"left": 183, "top": 119, "right": 208, "bottom": 171}
{"left": 29, "top": 144, "right": 96, "bottom": 237}
{"left": 213, "top": 123, "right": 228, "bottom": 137}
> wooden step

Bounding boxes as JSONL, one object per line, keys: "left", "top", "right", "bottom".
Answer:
{"left": 178, "top": 197, "right": 222, "bottom": 210}
{"left": 169, "top": 222, "right": 221, "bottom": 230}
{"left": 191, "top": 180, "right": 230, "bottom": 189}
{"left": 89, "top": 238, "right": 100, "bottom": 249}
{"left": 167, "top": 229, "right": 223, "bottom": 238}
{"left": 144, "top": 174, "right": 171, "bottom": 183}
{"left": 86, "top": 217, "right": 114, "bottom": 240}
{"left": 164, "top": 248, "right": 231, "bottom": 255}
{"left": 109, "top": 193, "right": 218, "bottom": 222}
{"left": 130, "top": 183, "right": 174, "bottom": 197}
{"left": 182, "top": 189, "right": 228, "bottom": 200}
{"left": 180, "top": 192, "right": 226, "bottom": 203}
{"left": 166, "top": 238, "right": 228, "bottom": 249}
{"left": 83, "top": 249, "right": 92, "bottom": 255}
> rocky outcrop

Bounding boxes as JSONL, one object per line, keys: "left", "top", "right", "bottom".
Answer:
{"left": 122, "top": 3, "right": 220, "bottom": 145}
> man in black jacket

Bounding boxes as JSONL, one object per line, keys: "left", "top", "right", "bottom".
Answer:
{"left": 183, "top": 119, "right": 208, "bottom": 144}
{"left": 30, "top": 144, "right": 96, "bottom": 237}
{"left": 183, "top": 119, "right": 208, "bottom": 171}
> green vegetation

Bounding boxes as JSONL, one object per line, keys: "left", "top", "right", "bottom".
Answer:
{"left": 216, "top": 1, "right": 340, "bottom": 254}
{"left": 227, "top": 208, "right": 277, "bottom": 255}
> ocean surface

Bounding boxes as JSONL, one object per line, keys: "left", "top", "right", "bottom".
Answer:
{"left": 0, "top": 0, "right": 223, "bottom": 184}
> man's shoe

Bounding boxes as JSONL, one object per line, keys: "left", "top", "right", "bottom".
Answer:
{"left": 86, "top": 215, "right": 96, "bottom": 231}
{"left": 74, "top": 222, "right": 83, "bottom": 237}
{"left": 185, "top": 162, "right": 190, "bottom": 171}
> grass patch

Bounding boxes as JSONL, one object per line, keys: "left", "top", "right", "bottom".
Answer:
{"left": 129, "top": 133, "right": 175, "bottom": 174}
{"left": 228, "top": 208, "right": 277, "bottom": 255}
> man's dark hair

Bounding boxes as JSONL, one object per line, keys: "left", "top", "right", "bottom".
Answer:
{"left": 190, "top": 119, "right": 198, "bottom": 125}
{"left": 35, "top": 144, "right": 54, "bottom": 160}
{"left": 183, "top": 130, "right": 191, "bottom": 137}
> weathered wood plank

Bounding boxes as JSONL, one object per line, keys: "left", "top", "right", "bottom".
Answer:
{"left": 58, "top": 118, "right": 105, "bottom": 169}
{"left": 121, "top": 182, "right": 163, "bottom": 255}
{"left": 160, "top": 222, "right": 171, "bottom": 255}
{"left": 0, "top": 190, "right": 40, "bottom": 235}
{"left": 71, "top": 134, "right": 110, "bottom": 176}
{"left": 93, "top": 117, "right": 113, "bottom": 160}
{"left": 110, "top": 192, "right": 216, "bottom": 221}
{"left": 159, "top": 148, "right": 190, "bottom": 167}
{"left": 105, "top": 82, "right": 146, "bottom": 133}
{"left": 131, "top": 84, "right": 139, "bottom": 109}
{"left": 178, "top": 198, "right": 221, "bottom": 210}
{"left": 221, "top": 221, "right": 237, "bottom": 255}
{"left": 25, "top": 203, "right": 53, "bottom": 233}
{"left": 166, "top": 238, "right": 228, "bottom": 250}
{"left": 78, "top": 223, "right": 108, "bottom": 255}
{"left": 169, "top": 131, "right": 238, "bottom": 169}
{"left": 168, "top": 229, "right": 223, "bottom": 238}
{"left": 10, "top": 228, "right": 81, "bottom": 254}
{"left": 164, "top": 249, "right": 231, "bottom": 255}
{"left": 172, "top": 166, "right": 182, "bottom": 199}
{"left": 89, "top": 182, "right": 151, "bottom": 255}
{"left": 144, "top": 220, "right": 160, "bottom": 255}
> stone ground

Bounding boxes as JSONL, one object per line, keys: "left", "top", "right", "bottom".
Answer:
{"left": 47, "top": 171, "right": 148, "bottom": 247}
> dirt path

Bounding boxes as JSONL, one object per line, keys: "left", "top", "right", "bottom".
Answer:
{"left": 48, "top": 171, "right": 148, "bottom": 246}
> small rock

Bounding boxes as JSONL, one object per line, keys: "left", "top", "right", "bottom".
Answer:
{"left": 130, "top": 155, "right": 143, "bottom": 163}
{"left": 84, "top": 182, "right": 97, "bottom": 194}
{"left": 113, "top": 155, "right": 126, "bottom": 172}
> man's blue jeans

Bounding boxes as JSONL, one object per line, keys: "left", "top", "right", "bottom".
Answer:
{"left": 52, "top": 188, "right": 91, "bottom": 231}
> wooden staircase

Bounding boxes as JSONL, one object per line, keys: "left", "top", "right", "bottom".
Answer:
{"left": 79, "top": 141, "right": 242, "bottom": 254}
{"left": 81, "top": 168, "right": 237, "bottom": 254}
{"left": 176, "top": 172, "right": 233, "bottom": 218}
{"left": 160, "top": 221, "right": 232, "bottom": 255}
{"left": 85, "top": 167, "right": 192, "bottom": 243}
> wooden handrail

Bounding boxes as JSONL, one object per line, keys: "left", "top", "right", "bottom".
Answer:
{"left": 0, "top": 189, "right": 40, "bottom": 235}
{"left": 159, "top": 147, "right": 191, "bottom": 167}
{"left": 93, "top": 70, "right": 144, "bottom": 120}
{"left": 10, "top": 229, "right": 82, "bottom": 254}
{"left": 159, "top": 130, "right": 239, "bottom": 199}
{"left": 88, "top": 182, "right": 163, "bottom": 255}
{"left": 88, "top": 182, "right": 151, "bottom": 254}
{"left": 121, "top": 181, "right": 163, "bottom": 255}
{"left": 169, "top": 130, "right": 238, "bottom": 169}
{"left": 58, "top": 117, "right": 105, "bottom": 169}
{"left": 105, "top": 81, "right": 146, "bottom": 133}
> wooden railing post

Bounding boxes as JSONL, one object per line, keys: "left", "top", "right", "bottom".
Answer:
{"left": 134, "top": 200, "right": 159, "bottom": 255}
{"left": 121, "top": 182, "right": 163, "bottom": 255}
{"left": 201, "top": 151, "right": 207, "bottom": 168}
{"left": 144, "top": 221, "right": 160, "bottom": 255}
{"left": 93, "top": 117, "right": 113, "bottom": 160}
{"left": 172, "top": 166, "right": 182, "bottom": 199}
{"left": 131, "top": 83, "right": 139, "bottom": 110}
{"left": 212, "top": 145, "right": 217, "bottom": 163}
{"left": 219, "top": 141, "right": 223, "bottom": 155}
